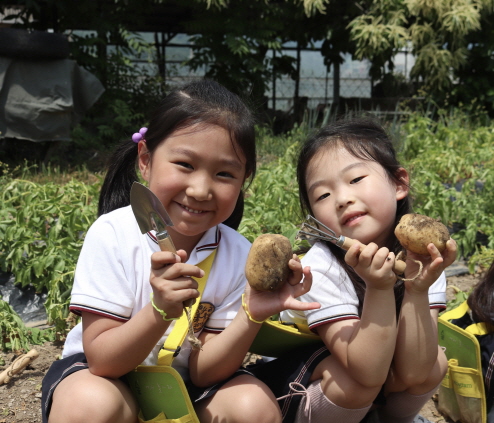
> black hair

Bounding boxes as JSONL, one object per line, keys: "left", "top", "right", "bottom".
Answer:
{"left": 98, "top": 79, "right": 256, "bottom": 230}
{"left": 296, "top": 117, "right": 412, "bottom": 316}
{"left": 468, "top": 261, "right": 494, "bottom": 328}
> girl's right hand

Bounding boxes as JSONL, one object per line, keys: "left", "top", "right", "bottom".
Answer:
{"left": 149, "top": 250, "right": 204, "bottom": 319}
{"left": 344, "top": 242, "right": 397, "bottom": 291}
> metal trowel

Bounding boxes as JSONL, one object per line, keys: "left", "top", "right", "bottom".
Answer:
{"left": 130, "top": 181, "right": 195, "bottom": 306}
{"left": 130, "top": 181, "right": 177, "bottom": 253}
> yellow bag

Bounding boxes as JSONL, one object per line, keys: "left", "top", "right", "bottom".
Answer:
{"left": 126, "top": 251, "right": 216, "bottom": 423}
{"left": 249, "top": 318, "right": 322, "bottom": 358}
{"left": 438, "top": 300, "right": 489, "bottom": 423}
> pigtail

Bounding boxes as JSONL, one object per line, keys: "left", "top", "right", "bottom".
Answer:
{"left": 98, "top": 141, "right": 139, "bottom": 216}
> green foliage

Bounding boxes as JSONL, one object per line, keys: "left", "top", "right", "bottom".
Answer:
{"left": 398, "top": 109, "right": 494, "bottom": 259}
{"left": 349, "top": 0, "right": 491, "bottom": 95}
{"left": 240, "top": 141, "right": 302, "bottom": 244}
{"left": 70, "top": 31, "right": 165, "bottom": 152}
{"left": 442, "top": 286, "right": 471, "bottom": 313}
{"left": 0, "top": 300, "right": 55, "bottom": 352}
{"left": 468, "top": 247, "right": 494, "bottom": 274}
{"left": 0, "top": 163, "right": 101, "bottom": 341}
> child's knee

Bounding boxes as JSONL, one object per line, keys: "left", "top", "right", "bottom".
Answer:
{"left": 50, "top": 372, "right": 137, "bottom": 423}
{"left": 235, "top": 389, "right": 282, "bottom": 423}
{"left": 198, "top": 376, "right": 282, "bottom": 423}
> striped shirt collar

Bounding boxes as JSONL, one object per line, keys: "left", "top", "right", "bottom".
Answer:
{"left": 146, "top": 226, "right": 220, "bottom": 264}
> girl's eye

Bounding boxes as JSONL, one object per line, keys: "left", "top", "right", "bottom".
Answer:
{"left": 317, "top": 193, "right": 330, "bottom": 201}
{"left": 217, "top": 171, "right": 235, "bottom": 178}
{"left": 350, "top": 176, "right": 365, "bottom": 184}
{"left": 176, "top": 162, "right": 193, "bottom": 170}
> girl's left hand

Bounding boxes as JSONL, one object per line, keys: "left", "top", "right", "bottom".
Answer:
{"left": 243, "top": 254, "right": 320, "bottom": 322}
{"left": 404, "top": 239, "right": 457, "bottom": 293}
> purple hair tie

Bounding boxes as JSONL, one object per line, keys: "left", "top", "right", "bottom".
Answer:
{"left": 132, "top": 127, "right": 148, "bottom": 143}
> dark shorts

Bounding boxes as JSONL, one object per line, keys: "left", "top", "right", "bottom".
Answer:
{"left": 41, "top": 343, "right": 330, "bottom": 423}
{"left": 41, "top": 353, "right": 89, "bottom": 423}
{"left": 187, "top": 343, "right": 330, "bottom": 423}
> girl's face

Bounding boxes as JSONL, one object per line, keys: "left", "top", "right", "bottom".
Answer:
{"left": 138, "top": 124, "right": 247, "bottom": 252}
{"left": 306, "top": 145, "right": 409, "bottom": 247}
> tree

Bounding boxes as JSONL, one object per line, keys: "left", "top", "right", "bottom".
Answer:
{"left": 348, "top": 0, "right": 493, "bottom": 97}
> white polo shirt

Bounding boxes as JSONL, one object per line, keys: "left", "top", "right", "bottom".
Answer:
{"left": 281, "top": 241, "right": 447, "bottom": 332}
{"left": 63, "top": 206, "right": 251, "bottom": 379}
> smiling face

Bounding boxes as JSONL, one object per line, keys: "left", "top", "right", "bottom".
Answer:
{"left": 306, "top": 145, "right": 409, "bottom": 247}
{"left": 138, "top": 124, "right": 247, "bottom": 253}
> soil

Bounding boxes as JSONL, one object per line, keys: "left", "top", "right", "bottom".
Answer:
{"left": 0, "top": 273, "right": 482, "bottom": 423}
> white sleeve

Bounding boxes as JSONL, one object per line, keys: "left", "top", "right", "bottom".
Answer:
{"left": 281, "top": 242, "right": 360, "bottom": 330}
{"left": 69, "top": 213, "right": 142, "bottom": 321}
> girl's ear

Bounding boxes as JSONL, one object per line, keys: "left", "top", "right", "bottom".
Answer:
{"left": 395, "top": 167, "right": 410, "bottom": 201}
{"left": 138, "top": 141, "right": 151, "bottom": 181}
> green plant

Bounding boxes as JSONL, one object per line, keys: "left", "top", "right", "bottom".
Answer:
{"left": 468, "top": 247, "right": 494, "bottom": 274}
{"left": 0, "top": 299, "right": 55, "bottom": 352}
{"left": 240, "top": 142, "right": 301, "bottom": 243}
{"left": 398, "top": 109, "right": 494, "bottom": 258}
{"left": 0, "top": 163, "right": 101, "bottom": 340}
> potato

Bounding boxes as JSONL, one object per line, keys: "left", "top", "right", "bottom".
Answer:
{"left": 395, "top": 213, "right": 450, "bottom": 255}
{"left": 245, "top": 234, "right": 293, "bottom": 291}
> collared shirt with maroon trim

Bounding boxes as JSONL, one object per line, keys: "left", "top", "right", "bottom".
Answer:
{"left": 281, "top": 241, "right": 447, "bottom": 333}
{"left": 63, "top": 205, "right": 250, "bottom": 378}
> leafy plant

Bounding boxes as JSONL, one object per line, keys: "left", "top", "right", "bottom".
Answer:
{"left": 240, "top": 142, "right": 302, "bottom": 243}
{"left": 0, "top": 163, "right": 101, "bottom": 340}
{"left": 0, "top": 299, "right": 55, "bottom": 352}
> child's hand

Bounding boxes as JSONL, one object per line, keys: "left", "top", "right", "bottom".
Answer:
{"left": 404, "top": 239, "right": 457, "bottom": 293}
{"left": 149, "top": 249, "right": 204, "bottom": 319}
{"left": 243, "top": 254, "right": 320, "bottom": 322}
{"left": 344, "top": 242, "right": 397, "bottom": 291}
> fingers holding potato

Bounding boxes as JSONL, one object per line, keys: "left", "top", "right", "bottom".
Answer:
{"left": 395, "top": 213, "right": 451, "bottom": 256}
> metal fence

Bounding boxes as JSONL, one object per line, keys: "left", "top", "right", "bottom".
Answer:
{"left": 153, "top": 35, "right": 374, "bottom": 112}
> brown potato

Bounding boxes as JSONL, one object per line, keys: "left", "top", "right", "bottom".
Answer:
{"left": 395, "top": 213, "right": 450, "bottom": 255}
{"left": 245, "top": 234, "right": 293, "bottom": 291}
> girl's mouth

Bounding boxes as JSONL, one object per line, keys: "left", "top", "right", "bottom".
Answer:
{"left": 181, "top": 204, "right": 205, "bottom": 214}
{"left": 344, "top": 213, "right": 367, "bottom": 225}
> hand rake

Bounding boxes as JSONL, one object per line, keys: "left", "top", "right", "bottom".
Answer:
{"left": 297, "top": 215, "right": 406, "bottom": 275}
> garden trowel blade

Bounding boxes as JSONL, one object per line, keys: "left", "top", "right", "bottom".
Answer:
{"left": 130, "top": 182, "right": 174, "bottom": 235}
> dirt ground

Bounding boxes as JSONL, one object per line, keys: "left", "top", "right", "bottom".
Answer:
{"left": 0, "top": 272, "right": 481, "bottom": 423}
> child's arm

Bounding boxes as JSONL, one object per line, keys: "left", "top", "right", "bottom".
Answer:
{"left": 391, "top": 239, "right": 457, "bottom": 387}
{"left": 188, "top": 255, "right": 319, "bottom": 387}
{"left": 316, "top": 242, "right": 398, "bottom": 388}
{"left": 82, "top": 250, "right": 203, "bottom": 378}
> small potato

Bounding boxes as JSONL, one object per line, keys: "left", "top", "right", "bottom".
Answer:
{"left": 245, "top": 234, "right": 293, "bottom": 291}
{"left": 395, "top": 213, "right": 450, "bottom": 255}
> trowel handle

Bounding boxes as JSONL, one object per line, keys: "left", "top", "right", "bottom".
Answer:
{"left": 157, "top": 235, "right": 177, "bottom": 254}
{"left": 340, "top": 237, "right": 407, "bottom": 275}
{"left": 157, "top": 234, "right": 195, "bottom": 307}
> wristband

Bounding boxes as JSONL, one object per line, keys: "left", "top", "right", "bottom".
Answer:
{"left": 241, "top": 294, "right": 265, "bottom": 324}
{"left": 150, "top": 293, "right": 180, "bottom": 321}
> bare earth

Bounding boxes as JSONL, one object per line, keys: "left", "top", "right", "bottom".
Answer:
{"left": 0, "top": 273, "right": 480, "bottom": 423}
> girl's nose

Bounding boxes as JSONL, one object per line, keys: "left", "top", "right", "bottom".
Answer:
{"left": 336, "top": 191, "right": 354, "bottom": 209}
{"left": 186, "top": 175, "right": 213, "bottom": 201}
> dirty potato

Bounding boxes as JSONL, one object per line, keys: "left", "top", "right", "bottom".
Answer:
{"left": 245, "top": 234, "right": 293, "bottom": 291}
{"left": 395, "top": 213, "right": 450, "bottom": 255}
